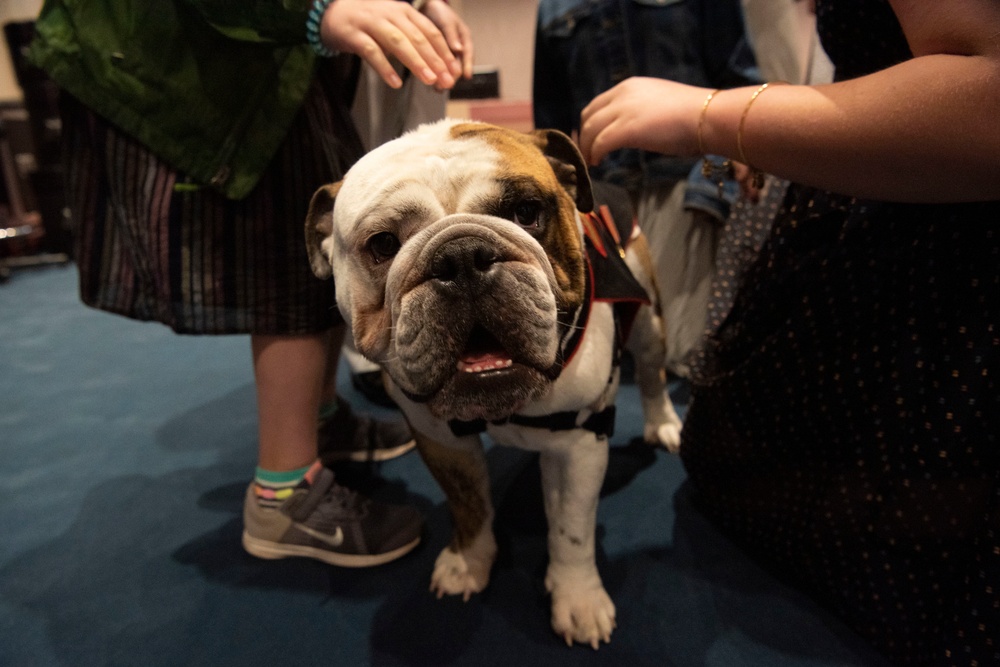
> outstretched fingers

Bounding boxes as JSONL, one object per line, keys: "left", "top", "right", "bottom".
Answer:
{"left": 422, "top": 0, "right": 475, "bottom": 80}
{"left": 321, "top": 0, "right": 461, "bottom": 89}
{"left": 579, "top": 90, "right": 616, "bottom": 165}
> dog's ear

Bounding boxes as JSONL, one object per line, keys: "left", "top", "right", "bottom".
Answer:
{"left": 304, "top": 182, "right": 343, "bottom": 279}
{"left": 532, "top": 129, "right": 594, "bottom": 213}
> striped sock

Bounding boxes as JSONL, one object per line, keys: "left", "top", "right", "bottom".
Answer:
{"left": 253, "top": 460, "right": 322, "bottom": 509}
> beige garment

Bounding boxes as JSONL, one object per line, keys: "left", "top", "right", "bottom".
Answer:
{"left": 636, "top": 180, "right": 720, "bottom": 378}
{"left": 741, "top": 0, "right": 833, "bottom": 85}
{"left": 351, "top": 63, "right": 449, "bottom": 151}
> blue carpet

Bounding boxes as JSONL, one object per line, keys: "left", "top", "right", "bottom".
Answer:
{"left": 0, "top": 266, "right": 886, "bottom": 666}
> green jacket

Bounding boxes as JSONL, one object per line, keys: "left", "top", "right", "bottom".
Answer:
{"left": 29, "top": 0, "right": 319, "bottom": 199}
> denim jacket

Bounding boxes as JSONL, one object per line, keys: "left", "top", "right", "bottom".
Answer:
{"left": 533, "top": 0, "right": 758, "bottom": 220}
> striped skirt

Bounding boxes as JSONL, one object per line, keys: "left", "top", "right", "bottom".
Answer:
{"left": 61, "top": 68, "right": 362, "bottom": 335}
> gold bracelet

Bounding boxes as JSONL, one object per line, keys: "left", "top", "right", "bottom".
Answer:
{"left": 737, "top": 82, "right": 788, "bottom": 186}
{"left": 697, "top": 89, "right": 733, "bottom": 196}
{"left": 697, "top": 89, "right": 720, "bottom": 156}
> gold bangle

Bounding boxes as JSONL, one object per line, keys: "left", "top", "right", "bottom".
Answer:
{"left": 697, "top": 89, "right": 721, "bottom": 156}
{"left": 737, "top": 81, "right": 788, "bottom": 168}
{"left": 697, "top": 89, "right": 734, "bottom": 196}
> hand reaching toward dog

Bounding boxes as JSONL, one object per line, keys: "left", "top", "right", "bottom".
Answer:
{"left": 319, "top": 0, "right": 473, "bottom": 90}
{"left": 421, "top": 0, "right": 474, "bottom": 80}
{"left": 579, "top": 77, "right": 706, "bottom": 166}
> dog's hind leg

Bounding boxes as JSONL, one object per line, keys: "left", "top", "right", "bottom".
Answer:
{"left": 626, "top": 302, "right": 683, "bottom": 452}
{"left": 414, "top": 431, "right": 498, "bottom": 601}
{"left": 623, "top": 232, "right": 683, "bottom": 452}
{"left": 539, "top": 432, "right": 616, "bottom": 649}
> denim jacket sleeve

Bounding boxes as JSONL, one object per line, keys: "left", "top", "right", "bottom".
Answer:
{"left": 683, "top": 156, "right": 739, "bottom": 223}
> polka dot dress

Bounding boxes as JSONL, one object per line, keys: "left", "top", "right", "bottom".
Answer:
{"left": 680, "top": 1, "right": 1000, "bottom": 664}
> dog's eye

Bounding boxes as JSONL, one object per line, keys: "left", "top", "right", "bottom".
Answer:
{"left": 368, "top": 232, "right": 401, "bottom": 263}
{"left": 512, "top": 200, "right": 542, "bottom": 230}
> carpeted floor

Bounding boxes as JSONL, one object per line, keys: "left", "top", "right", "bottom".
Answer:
{"left": 0, "top": 265, "right": 887, "bottom": 666}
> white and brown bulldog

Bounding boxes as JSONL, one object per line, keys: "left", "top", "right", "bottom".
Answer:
{"left": 305, "top": 119, "right": 682, "bottom": 648}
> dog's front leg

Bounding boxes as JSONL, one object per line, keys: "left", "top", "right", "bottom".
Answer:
{"left": 414, "top": 431, "right": 497, "bottom": 601}
{"left": 539, "top": 433, "right": 615, "bottom": 648}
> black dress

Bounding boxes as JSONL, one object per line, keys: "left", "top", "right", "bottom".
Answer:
{"left": 681, "top": 1, "right": 1000, "bottom": 664}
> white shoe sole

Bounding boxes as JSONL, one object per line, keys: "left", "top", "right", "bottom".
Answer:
{"left": 242, "top": 531, "right": 420, "bottom": 568}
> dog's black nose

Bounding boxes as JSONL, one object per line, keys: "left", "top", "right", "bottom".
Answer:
{"left": 429, "top": 237, "right": 502, "bottom": 286}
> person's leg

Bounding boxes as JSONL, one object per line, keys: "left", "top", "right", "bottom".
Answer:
{"left": 243, "top": 328, "right": 423, "bottom": 567}
{"left": 252, "top": 331, "right": 328, "bottom": 471}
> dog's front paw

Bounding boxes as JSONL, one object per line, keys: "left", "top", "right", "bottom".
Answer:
{"left": 430, "top": 547, "right": 492, "bottom": 602}
{"left": 546, "top": 575, "right": 616, "bottom": 649}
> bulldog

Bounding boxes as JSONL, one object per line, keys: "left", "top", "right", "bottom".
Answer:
{"left": 305, "top": 119, "right": 682, "bottom": 648}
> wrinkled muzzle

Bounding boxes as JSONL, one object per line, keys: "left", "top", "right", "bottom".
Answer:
{"left": 383, "top": 216, "right": 562, "bottom": 421}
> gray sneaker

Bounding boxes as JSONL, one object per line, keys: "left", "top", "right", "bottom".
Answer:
{"left": 318, "top": 397, "right": 416, "bottom": 464}
{"left": 242, "top": 467, "right": 423, "bottom": 567}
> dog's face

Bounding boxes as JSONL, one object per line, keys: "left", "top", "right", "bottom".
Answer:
{"left": 306, "top": 120, "right": 594, "bottom": 422}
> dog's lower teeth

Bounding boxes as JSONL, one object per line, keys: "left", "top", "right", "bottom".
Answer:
{"left": 458, "top": 358, "right": 512, "bottom": 373}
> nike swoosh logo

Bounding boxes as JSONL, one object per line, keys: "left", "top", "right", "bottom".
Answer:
{"left": 294, "top": 522, "right": 345, "bottom": 548}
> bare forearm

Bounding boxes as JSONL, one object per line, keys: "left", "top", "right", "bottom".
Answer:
{"left": 701, "top": 54, "right": 1000, "bottom": 202}
{"left": 579, "top": 0, "right": 1000, "bottom": 204}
